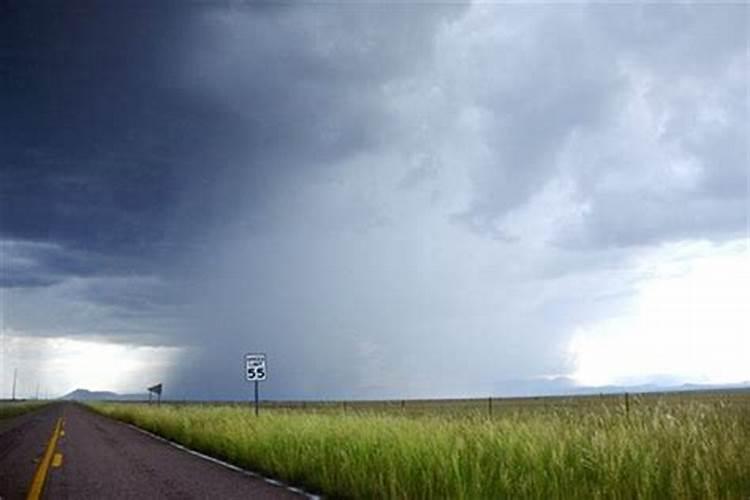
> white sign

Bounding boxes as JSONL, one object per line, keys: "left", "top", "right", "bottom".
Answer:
{"left": 245, "top": 353, "right": 267, "bottom": 381}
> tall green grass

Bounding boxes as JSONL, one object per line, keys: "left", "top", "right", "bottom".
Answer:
{"left": 91, "top": 396, "right": 750, "bottom": 499}
{"left": 0, "top": 401, "right": 48, "bottom": 420}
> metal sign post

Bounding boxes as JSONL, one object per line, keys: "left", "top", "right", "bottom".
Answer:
{"left": 245, "top": 353, "right": 267, "bottom": 416}
{"left": 254, "top": 380, "right": 259, "bottom": 416}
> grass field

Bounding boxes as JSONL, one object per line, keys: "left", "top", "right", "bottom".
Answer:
{"left": 0, "top": 401, "right": 48, "bottom": 420}
{"left": 91, "top": 391, "right": 750, "bottom": 499}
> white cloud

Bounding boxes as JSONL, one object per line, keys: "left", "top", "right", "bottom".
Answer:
{"left": 570, "top": 239, "right": 750, "bottom": 386}
{"left": 0, "top": 330, "right": 182, "bottom": 398}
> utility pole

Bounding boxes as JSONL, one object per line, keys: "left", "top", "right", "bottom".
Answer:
{"left": 12, "top": 368, "right": 17, "bottom": 401}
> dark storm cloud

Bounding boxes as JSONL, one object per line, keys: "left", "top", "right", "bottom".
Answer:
{"left": 2, "top": 2, "right": 747, "bottom": 398}
{"left": 157, "top": 2, "right": 477, "bottom": 400}
{"left": 1, "top": 240, "right": 127, "bottom": 288}
{"left": 169, "top": 2, "right": 469, "bottom": 235}
{"left": 1, "top": 1, "right": 244, "bottom": 267}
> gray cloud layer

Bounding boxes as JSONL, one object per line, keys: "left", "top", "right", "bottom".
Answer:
{"left": 2, "top": 2, "right": 747, "bottom": 398}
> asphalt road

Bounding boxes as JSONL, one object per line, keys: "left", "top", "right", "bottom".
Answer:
{"left": 0, "top": 403, "right": 306, "bottom": 499}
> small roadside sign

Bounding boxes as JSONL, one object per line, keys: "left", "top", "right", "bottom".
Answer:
{"left": 245, "top": 353, "right": 267, "bottom": 381}
{"left": 147, "top": 383, "right": 163, "bottom": 405}
{"left": 246, "top": 353, "right": 266, "bottom": 416}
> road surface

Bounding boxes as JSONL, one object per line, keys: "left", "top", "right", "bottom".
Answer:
{"left": 0, "top": 403, "right": 307, "bottom": 499}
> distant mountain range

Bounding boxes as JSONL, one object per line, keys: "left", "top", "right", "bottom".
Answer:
{"left": 60, "top": 388, "right": 147, "bottom": 401}
{"left": 493, "top": 377, "right": 750, "bottom": 398}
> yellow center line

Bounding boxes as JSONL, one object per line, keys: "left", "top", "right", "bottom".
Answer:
{"left": 26, "top": 417, "right": 63, "bottom": 500}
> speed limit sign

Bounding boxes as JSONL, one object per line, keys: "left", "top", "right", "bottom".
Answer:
{"left": 245, "top": 353, "right": 267, "bottom": 381}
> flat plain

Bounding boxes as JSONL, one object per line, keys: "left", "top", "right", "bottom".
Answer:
{"left": 91, "top": 390, "right": 750, "bottom": 499}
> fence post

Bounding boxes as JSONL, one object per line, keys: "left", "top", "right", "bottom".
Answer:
{"left": 488, "top": 396, "right": 492, "bottom": 417}
{"left": 625, "top": 392, "right": 630, "bottom": 417}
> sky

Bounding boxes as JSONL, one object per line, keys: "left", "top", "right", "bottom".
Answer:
{"left": 1, "top": 1, "right": 748, "bottom": 400}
